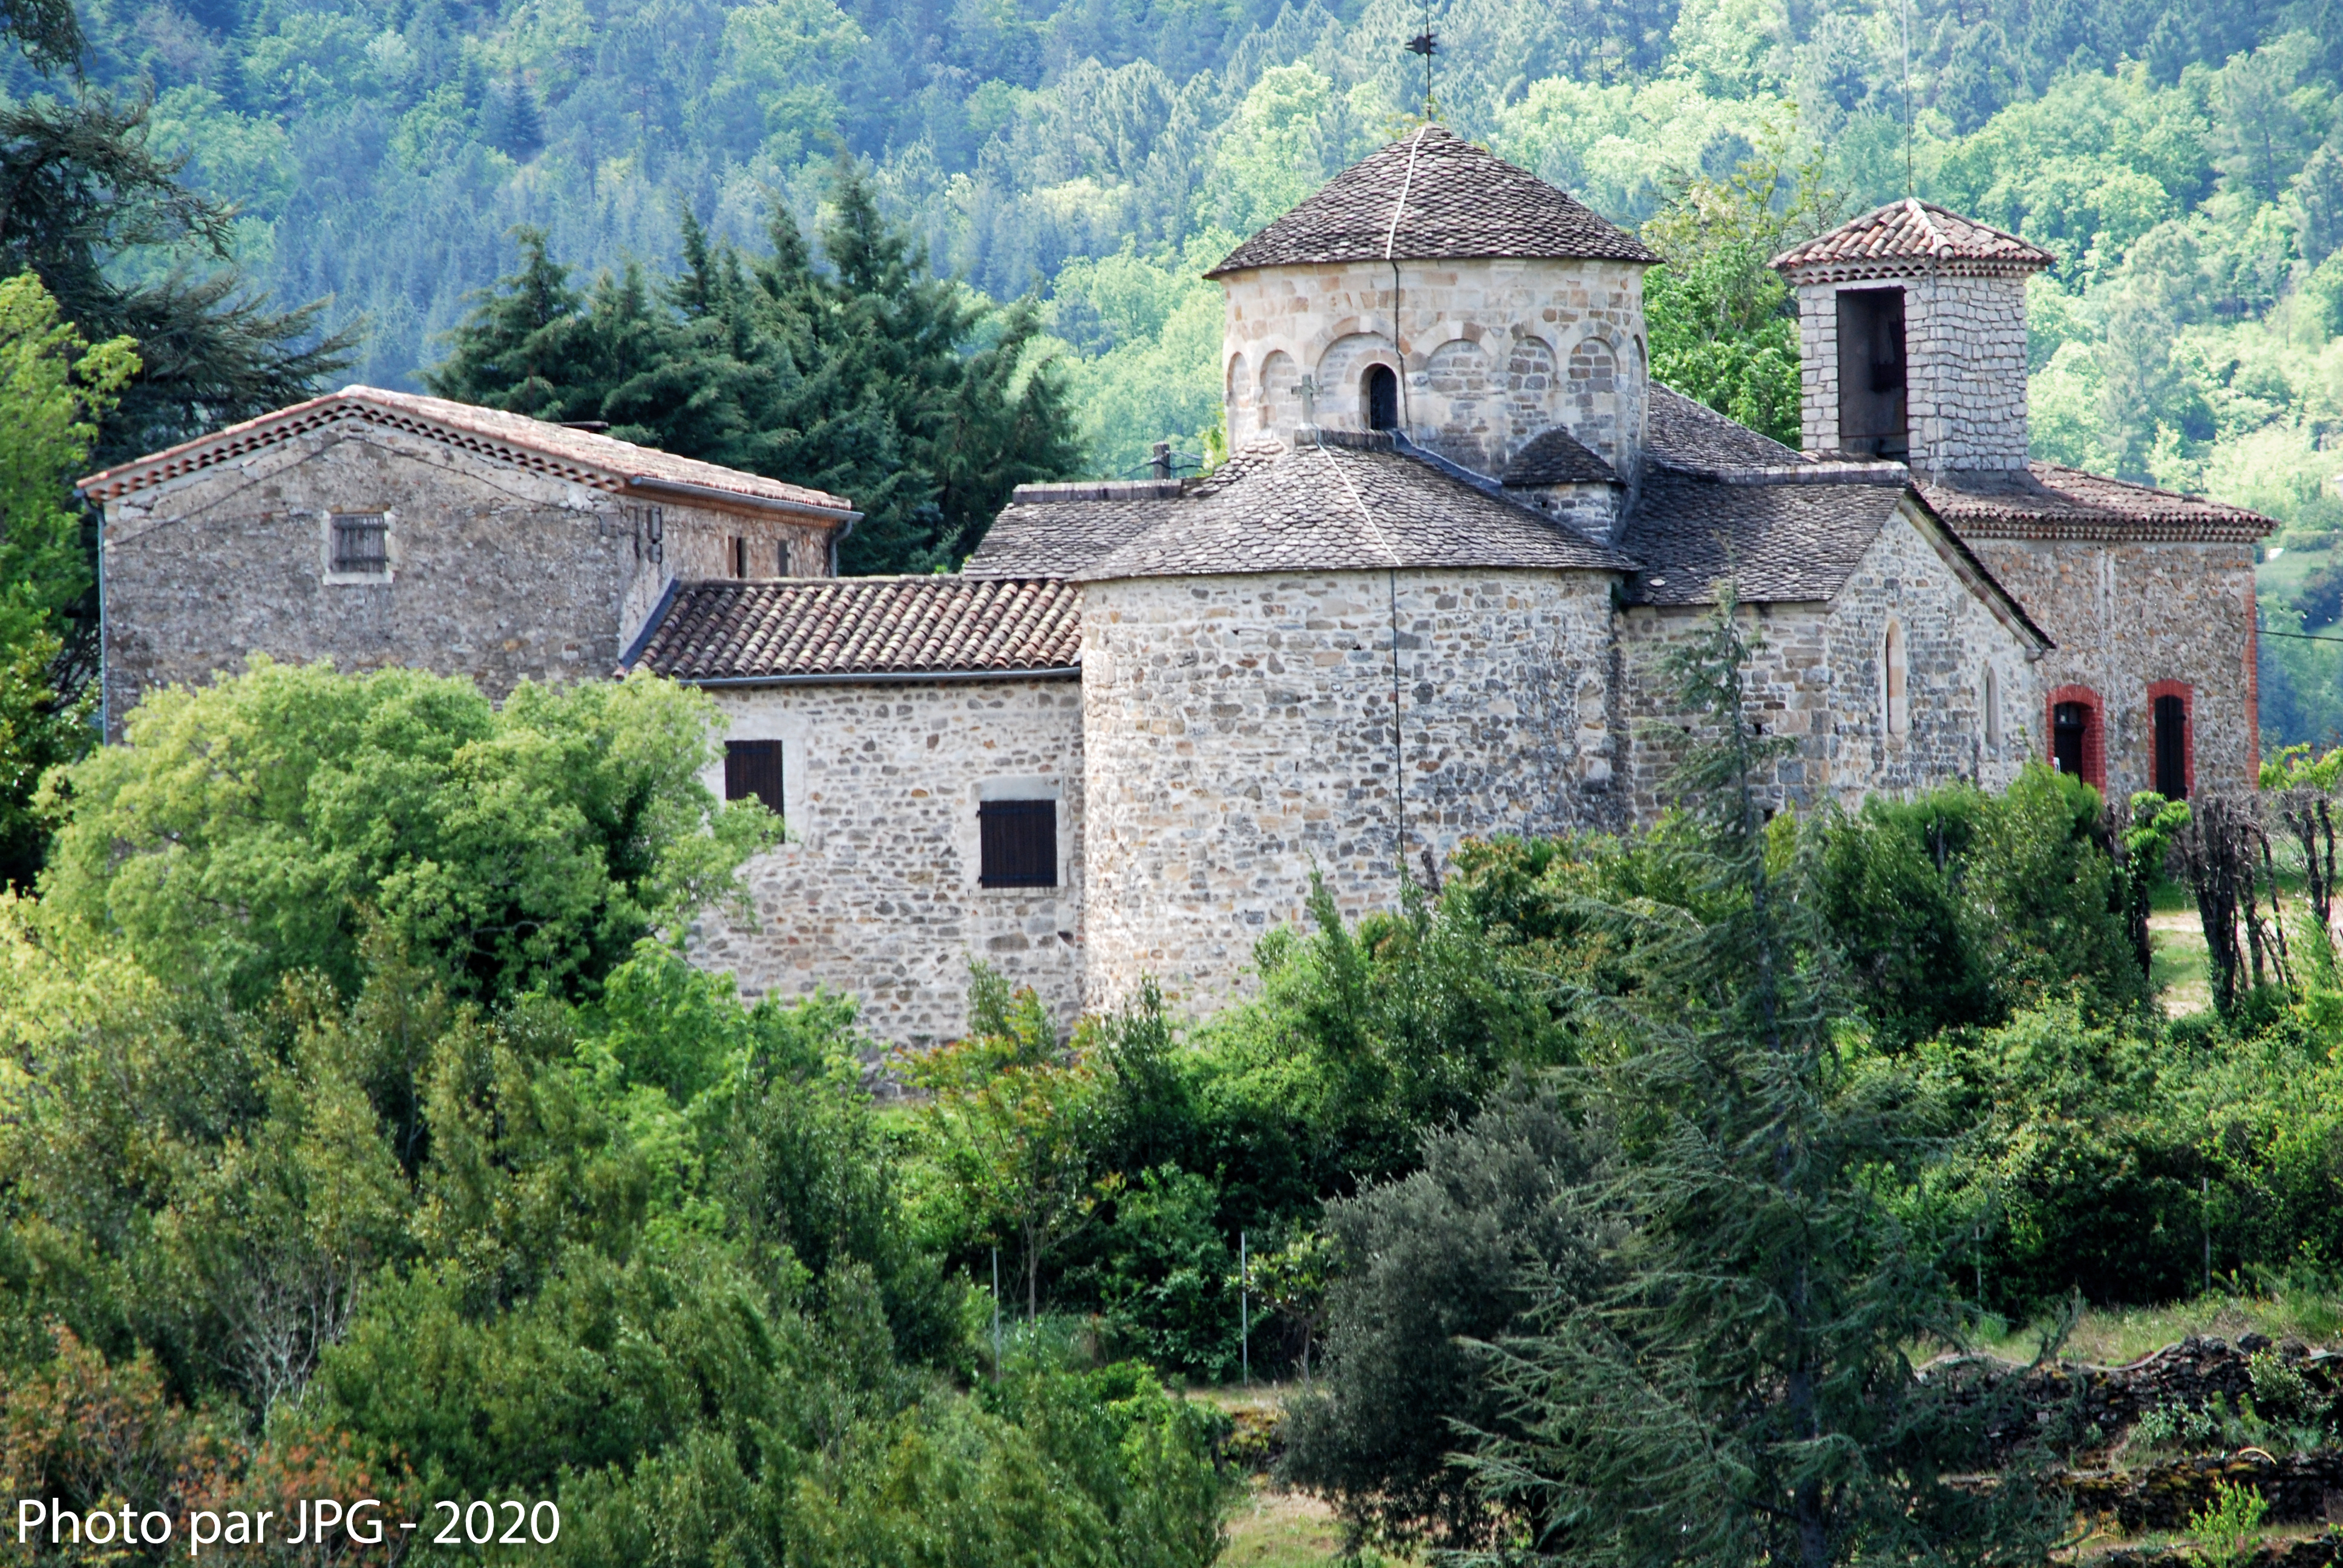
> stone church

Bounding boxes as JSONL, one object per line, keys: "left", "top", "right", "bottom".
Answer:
{"left": 80, "top": 126, "right": 2271, "bottom": 1041}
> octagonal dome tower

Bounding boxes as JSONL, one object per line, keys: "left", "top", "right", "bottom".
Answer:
{"left": 1208, "top": 125, "right": 1660, "bottom": 480}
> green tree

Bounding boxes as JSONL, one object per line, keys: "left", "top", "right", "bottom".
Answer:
{"left": 0, "top": 271, "right": 135, "bottom": 890}
{"left": 0, "top": 94, "right": 355, "bottom": 465}
{"left": 36, "top": 660, "right": 773, "bottom": 1008}
{"left": 1460, "top": 595, "right": 2067, "bottom": 1568}
{"left": 1637, "top": 141, "right": 1837, "bottom": 446}
{"left": 910, "top": 967, "right": 1112, "bottom": 1324}
{"left": 429, "top": 162, "right": 1083, "bottom": 573}
{"left": 1280, "top": 1081, "right": 1609, "bottom": 1553}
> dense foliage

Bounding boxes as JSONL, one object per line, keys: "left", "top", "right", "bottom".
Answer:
{"left": 0, "top": 662, "right": 1231, "bottom": 1567}
{"left": 427, "top": 166, "right": 1085, "bottom": 572}
{"left": 25, "top": 0, "right": 2329, "bottom": 493}
{"left": 0, "top": 272, "right": 133, "bottom": 890}
{"left": 24, "top": 627, "right": 2343, "bottom": 1564}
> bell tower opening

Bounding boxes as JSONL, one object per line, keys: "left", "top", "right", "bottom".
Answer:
{"left": 1364, "top": 364, "right": 1400, "bottom": 431}
{"left": 1836, "top": 287, "right": 1907, "bottom": 459}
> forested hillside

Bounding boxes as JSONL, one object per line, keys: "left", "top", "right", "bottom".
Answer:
{"left": 16, "top": 0, "right": 2343, "bottom": 718}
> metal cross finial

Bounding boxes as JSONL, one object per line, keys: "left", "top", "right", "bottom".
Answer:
{"left": 1404, "top": 23, "right": 1435, "bottom": 118}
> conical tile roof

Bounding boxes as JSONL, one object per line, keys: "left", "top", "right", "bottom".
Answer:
{"left": 1206, "top": 125, "right": 1657, "bottom": 276}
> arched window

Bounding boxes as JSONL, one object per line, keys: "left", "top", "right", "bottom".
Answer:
{"left": 1364, "top": 364, "right": 1400, "bottom": 431}
{"left": 1983, "top": 664, "right": 2002, "bottom": 747}
{"left": 2149, "top": 680, "right": 2194, "bottom": 799}
{"left": 2045, "top": 685, "right": 2105, "bottom": 791}
{"left": 1883, "top": 621, "right": 1909, "bottom": 737}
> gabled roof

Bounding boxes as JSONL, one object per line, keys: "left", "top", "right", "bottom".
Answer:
{"left": 1206, "top": 125, "right": 1657, "bottom": 277}
{"left": 1618, "top": 466, "right": 1911, "bottom": 608}
{"left": 628, "top": 577, "right": 1080, "bottom": 682}
{"left": 966, "top": 481, "right": 1184, "bottom": 579}
{"left": 1646, "top": 387, "right": 1811, "bottom": 474}
{"left": 1771, "top": 199, "right": 2056, "bottom": 281}
{"left": 1919, "top": 463, "right": 2275, "bottom": 542}
{"left": 1067, "top": 434, "right": 1637, "bottom": 581}
{"left": 1503, "top": 425, "right": 1617, "bottom": 486}
{"left": 1616, "top": 463, "right": 2051, "bottom": 649}
{"left": 77, "top": 385, "right": 857, "bottom": 521}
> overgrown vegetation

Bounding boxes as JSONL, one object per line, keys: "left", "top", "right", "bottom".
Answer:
{"left": 28, "top": 613, "right": 2343, "bottom": 1562}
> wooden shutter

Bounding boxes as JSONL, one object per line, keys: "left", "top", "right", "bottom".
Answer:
{"left": 724, "top": 740, "right": 785, "bottom": 815}
{"left": 2154, "top": 694, "right": 2189, "bottom": 799}
{"left": 332, "top": 513, "right": 388, "bottom": 573}
{"left": 979, "top": 800, "right": 1056, "bottom": 887}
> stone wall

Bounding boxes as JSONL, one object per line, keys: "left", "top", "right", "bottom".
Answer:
{"left": 1794, "top": 271, "right": 2031, "bottom": 474}
{"left": 98, "top": 425, "right": 829, "bottom": 735}
{"left": 690, "top": 675, "right": 1086, "bottom": 1047}
{"left": 1967, "top": 537, "right": 2261, "bottom": 798}
{"left": 1219, "top": 256, "right": 1649, "bottom": 478}
{"left": 1619, "top": 503, "right": 2039, "bottom": 817}
{"left": 1078, "top": 567, "right": 1619, "bottom": 1012}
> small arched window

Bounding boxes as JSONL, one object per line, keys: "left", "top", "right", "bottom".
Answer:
{"left": 1983, "top": 665, "right": 2001, "bottom": 747}
{"left": 1883, "top": 621, "right": 1909, "bottom": 737}
{"left": 1364, "top": 364, "right": 1400, "bottom": 431}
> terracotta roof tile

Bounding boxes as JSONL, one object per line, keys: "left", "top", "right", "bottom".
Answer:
{"left": 1918, "top": 463, "right": 2275, "bottom": 541}
{"left": 77, "top": 385, "right": 856, "bottom": 517}
{"left": 1207, "top": 125, "right": 1657, "bottom": 276}
{"left": 629, "top": 577, "right": 1081, "bottom": 681}
{"left": 1771, "top": 199, "right": 2055, "bottom": 278}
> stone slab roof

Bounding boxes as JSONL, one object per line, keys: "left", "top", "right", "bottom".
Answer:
{"left": 1771, "top": 199, "right": 2056, "bottom": 279}
{"left": 1206, "top": 125, "right": 1657, "bottom": 276}
{"left": 1617, "top": 467, "right": 1910, "bottom": 607}
{"left": 1616, "top": 463, "right": 2050, "bottom": 648}
{"left": 966, "top": 481, "right": 1183, "bottom": 578}
{"left": 1070, "top": 433, "right": 1638, "bottom": 581}
{"left": 1503, "top": 425, "right": 1617, "bottom": 486}
{"left": 1919, "top": 463, "right": 2275, "bottom": 543}
{"left": 1647, "top": 386, "right": 1811, "bottom": 474}
{"left": 77, "top": 385, "right": 857, "bottom": 520}
{"left": 628, "top": 576, "right": 1081, "bottom": 681}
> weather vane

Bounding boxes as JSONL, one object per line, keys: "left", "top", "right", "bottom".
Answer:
{"left": 1405, "top": 13, "right": 1436, "bottom": 120}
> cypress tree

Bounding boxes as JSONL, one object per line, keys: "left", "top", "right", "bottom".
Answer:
{"left": 0, "top": 93, "right": 356, "bottom": 464}
{"left": 423, "top": 227, "right": 598, "bottom": 419}
{"left": 1457, "top": 592, "right": 2068, "bottom": 1568}
{"left": 424, "top": 161, "right": 1083, "bottom": 572}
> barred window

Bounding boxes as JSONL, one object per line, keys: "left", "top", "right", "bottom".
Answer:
{"left": 979, "top": 800, "right": 1057, "bottom": 887}
{"left": 331, "top": 513, "right": 388, "bottom": 574}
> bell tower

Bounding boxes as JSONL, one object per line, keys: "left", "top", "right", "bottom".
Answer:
{"left": 1772, "top": 200, "right": 2053, "bottom": 479}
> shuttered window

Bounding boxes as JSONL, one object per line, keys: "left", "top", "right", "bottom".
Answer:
{"left": 979, "top": 800, "right": 1056, "bottom": 887}
{"left": 724, "top": 740, "right": 785, "bottom": 817}
{"left": 332, "top": 513, "right": 388, "bottom": 574}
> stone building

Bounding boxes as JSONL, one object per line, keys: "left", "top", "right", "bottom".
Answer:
{"left": 83, "top": 130, "right": 2274, "bottom": 1042}
{"left": 77, "top": 386, "right": 859, "bottom": 737}
{"left": 1772, "top": 199, "right": 2272, "bottom": 799}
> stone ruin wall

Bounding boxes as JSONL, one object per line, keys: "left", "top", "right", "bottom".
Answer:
{"left": 97, "top": 427, "right": 828, "bottom": 736}
{"left": 691, "top": 676, "right": 1086, "bottom": 1047}
{"left": 1218, "top": 256, "right": 1649, "bottom": 480}
{"left": 1965, "top": 537, "right": 2261, "bottom": 799}
{"left": 1078, "top": 567, "right": 1620, "bottom": 1014}
{"left": 1794, "top": 271, "right": 2032, "bottom": 474}
{"left": 1619, "top": 505, "right": 2039, "bottom": 818}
